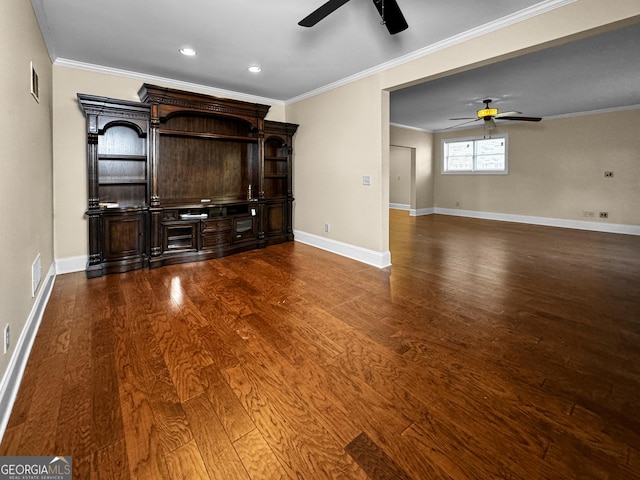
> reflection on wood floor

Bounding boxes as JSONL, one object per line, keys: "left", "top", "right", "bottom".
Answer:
{"left": 2, "top": 209, "right": 640, "bottom": 479}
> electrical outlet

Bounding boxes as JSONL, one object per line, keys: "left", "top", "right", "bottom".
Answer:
{"left": 362, "top": 175, "right": 371, "bottom": 186}
{"left": 599, "top": 212, "right": 609, "bottom": 218}
{"left": 583, "top": 211, "right": 595, "bottom": 218}
{"left": 324, "top": 223, "right": 330, "bottom": 233}
{"left": 4, "top": 325, "right": 9, "bottom": 354}
{"left": 604, "top": 171, "right": 614, "bottom": 177}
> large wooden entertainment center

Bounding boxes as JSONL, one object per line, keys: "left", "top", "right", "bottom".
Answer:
{"left": 79, "top": 84, "right": 298, "bottom": 278}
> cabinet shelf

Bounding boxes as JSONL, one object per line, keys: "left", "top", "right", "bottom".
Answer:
{"left": 94, "top": 204, "right": 147, "bottom": 211}
{"left": 159, "top": 129, "right": 258, "bottom": 143}
{"left": 265, "top": 156, "right": 288, "bottom": 162}
{"left": 161, "top": 198, "right": 256, "bottom": 209}
{"left": 264, "top": 174, "right": 287, "bottom": 179}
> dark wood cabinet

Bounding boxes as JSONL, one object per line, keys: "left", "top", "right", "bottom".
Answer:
{"left": 102, "top": 210, "right": 147, "bottom": 270}
{"left": 139, "top": 84, "right": 271, "bottom": 269}
{"left": 79, "top": 86, "right": 297, "bottom": 277}
{"left": 78, "top": 94, "right": 150, "bottom": 278}
{"left": 263, "top": 120, "right": 298, "bottom": 244}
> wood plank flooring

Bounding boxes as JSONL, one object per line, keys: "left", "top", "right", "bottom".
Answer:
{"left": 2, "top": 210, "right": 640, "bottom": 479}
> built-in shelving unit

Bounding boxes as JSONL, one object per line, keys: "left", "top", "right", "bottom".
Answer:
{"left": 79, "top": 86, "right": 297, "bottom": 277}
{"left": 78, "top": 94, "right": 150, "bottom": 278}
{"left": 263, "top": 120, "right": 298, "bottom": 243}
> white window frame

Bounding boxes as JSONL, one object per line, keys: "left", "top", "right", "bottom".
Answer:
{"left": 442, "top": 134, "right": 508, "bottom": 174}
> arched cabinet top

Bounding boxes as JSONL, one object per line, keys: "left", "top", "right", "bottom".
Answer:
{"left": 138, "top": 83, "right": 270, "bottom": 131}
{"left": 77, "top": 93, "right": 150, "bottom": 134}
{"left": 99, "top": 119, "right": 147, "bottom": 137}
{"left": 264, "top": 120, "right": 298, "bottom": 141}
{"left": 161, "top": 111, "right": 257, "bottom": 138}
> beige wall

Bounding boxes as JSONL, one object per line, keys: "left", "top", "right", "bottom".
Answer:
{"left": 0, "top": 0, "right": 53, "bottom": 379}
{"left": 52, "top": 66, "right": 285, "bottom": 261}
{"left": 286, "top": 76, "right": 389, "bottom": 252}
{"left": 389, "top": 146, "right": 412, "bottom": 206}
{"left": 390, "top": 126, "right": 434, "bottom": 211}
{"left": 287, "top": 1, "right": 640, "bottom": 257}
{"left": 434, "top": 109, "right": 640, "bottom": 225}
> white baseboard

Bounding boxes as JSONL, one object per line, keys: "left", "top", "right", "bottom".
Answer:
{"left": 294, "top": 230, "right": 392, "bottom": 268}
{"left": 55, "top": 255, "right": 87, "bottom": 274}
{"left": 0, "top": 262, "right": 56, "bottom": 441}
{"left": 434, "top": 208, "right": 640, "bottom": 235}
{"left": 389, "top": 205, "right": 435, "bottom": 217}
{"left": 411, "top": 207, "right": 435, "bottom": 217}
{"left": 389, "top": 203, "right": 410, "bottom": 211}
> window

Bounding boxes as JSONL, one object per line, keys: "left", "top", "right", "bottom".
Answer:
{"left": 442, "top": 135, "right": 508, "bottom": 174}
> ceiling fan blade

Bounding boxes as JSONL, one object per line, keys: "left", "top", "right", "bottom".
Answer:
{"left": 494, "top": 111, "right": 522, "bottom": 118}
{"left": 298, "top": 0, "right": 352, "bottom": 27}
{"left": 444, "top": 118, "right": 480, "bottom": 130}
{"left": 372, "top": 0, "right": 408, "bottom": 34}
{"left": 449, "top": 117, "right": 476, "bottom": 121}
{"left": 497, "top": 116, "right": 542, "bottom": 122}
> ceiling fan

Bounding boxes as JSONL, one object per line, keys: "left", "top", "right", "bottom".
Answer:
{"left": 298, "top": 0, "right": 408, "bottom": 35}
{"left": 449, "top": 99, "right": 542, "bottom": 129}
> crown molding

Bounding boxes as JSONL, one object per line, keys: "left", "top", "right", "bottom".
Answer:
{"left": 542, "top": 103, "right": 640, "bottom": 121}
{"left": 390, "top": 123, "right": 433, "bottom": 133}
{"left": 31, "top": 0, "right": 57, "bottom": 63}
{"left": 53, "top": 58, "right": 285, "bottom": 107}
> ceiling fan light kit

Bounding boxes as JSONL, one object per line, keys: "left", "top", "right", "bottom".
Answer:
{"left": 477, "top": 107, "right": 498, "bottom": 119}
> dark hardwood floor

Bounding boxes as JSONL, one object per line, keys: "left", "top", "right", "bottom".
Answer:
{"left": 2, "top": 210, "right": 640, "bottom": 479}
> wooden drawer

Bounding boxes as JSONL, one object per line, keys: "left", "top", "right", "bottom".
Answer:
{"left": 161, "top": 210, "right": 178, "bottom": 221}
{"left": 202, "top": 218, "right": 232, "bottom": 233}
{"left": 202, "top": 232, "right": 231, "bottom": 248}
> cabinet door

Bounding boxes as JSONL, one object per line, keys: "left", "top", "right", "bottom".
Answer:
{"left": 263, "top": 201, "right": 293, "bottom": 244}
{"left": 103, "top": 212, "right": 146, "bottom": 262}
{"left": 162, "top": 222, "right": 199, "bottom": 252}
{"left": 233, "top": 216, "right": 257, "bottom": 243}
{"left": 265, "top": 202, "right": 285, "bottom": 236}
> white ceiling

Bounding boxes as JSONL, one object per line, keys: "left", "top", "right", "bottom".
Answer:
{"left": 31, "top": 0, "right": 640, "bottom": 130}
{"left": 391, "top": 22, "right": 640, "bottom": 131}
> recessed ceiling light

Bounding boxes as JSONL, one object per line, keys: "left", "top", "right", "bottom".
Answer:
{"left": 248, "top": 65, "right": 262, "bottom": 73}
{"left": 179, "top": 47, "right": 197, "bottom": 56}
